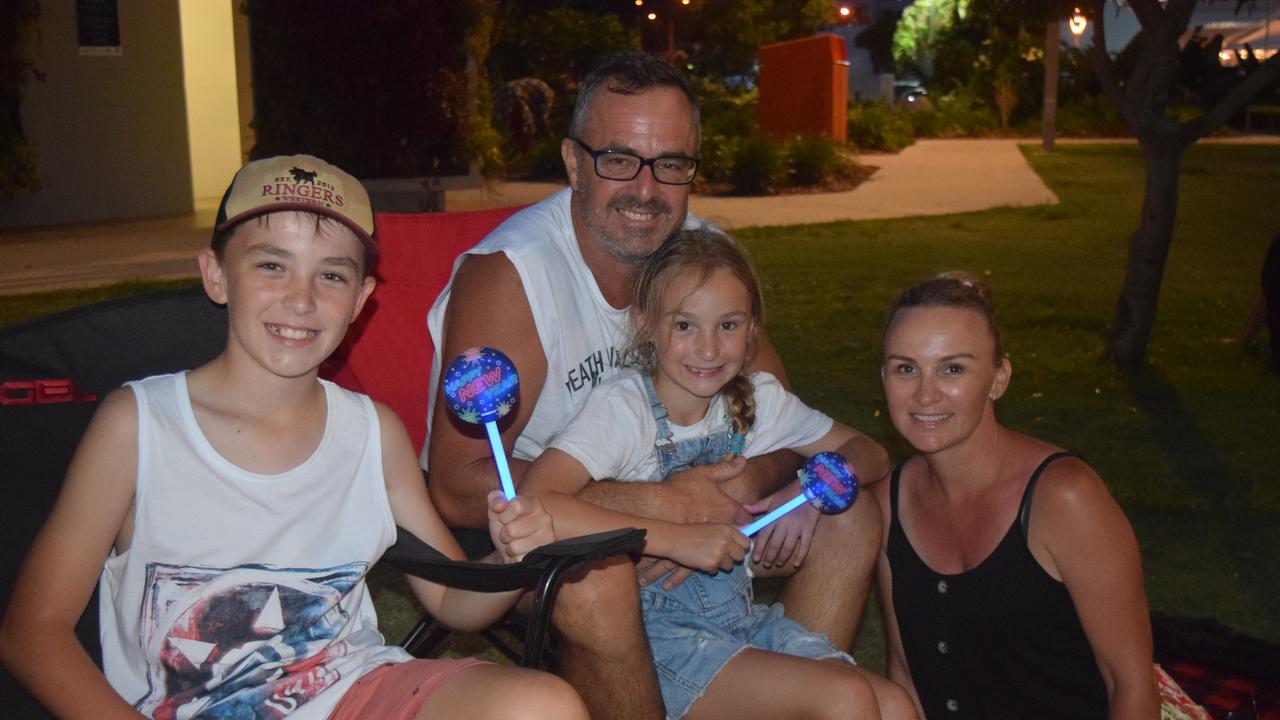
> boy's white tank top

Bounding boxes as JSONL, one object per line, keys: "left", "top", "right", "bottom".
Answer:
{"left": 99, "top": 372, "right": 408, "bottom": 719}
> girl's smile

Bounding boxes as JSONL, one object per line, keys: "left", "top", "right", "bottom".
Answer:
{"left": 646, "top": 268, "right": 754, "bottom": 425}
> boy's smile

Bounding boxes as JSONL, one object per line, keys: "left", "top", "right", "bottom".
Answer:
{"left": 266, "top": 323, "right": 320, "bottom": 342}
{"left": 199, "top": 211, "right": 375, "bottom": 381}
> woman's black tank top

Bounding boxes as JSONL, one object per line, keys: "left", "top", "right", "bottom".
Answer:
{"left": 887, "top": 452, "right": 1109, "bottom": 719}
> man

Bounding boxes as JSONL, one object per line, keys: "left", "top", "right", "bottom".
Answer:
{"left": 422, "top": 51, "right": 886, "bottom": 720}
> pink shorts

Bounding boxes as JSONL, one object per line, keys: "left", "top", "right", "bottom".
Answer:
{"left": 329, "top": 657, "right": 487, "bottom": 720}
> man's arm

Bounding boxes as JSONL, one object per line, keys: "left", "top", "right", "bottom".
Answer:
{"left": 577, "top": 457, "right": 753, "bottom": 526}
{"left": 427, "top": 252, "right": 546, "bottom": 529}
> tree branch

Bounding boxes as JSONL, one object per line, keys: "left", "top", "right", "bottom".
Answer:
{"left": 1086, "top": 0, "right": 1128, "bottom": 120}
{"left": 1182, "top": 52, "right": 1280, "bottom": 141}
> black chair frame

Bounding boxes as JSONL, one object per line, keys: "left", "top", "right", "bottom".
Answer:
{"left": 386, "top": 526, "right": 645, "bottom": 669}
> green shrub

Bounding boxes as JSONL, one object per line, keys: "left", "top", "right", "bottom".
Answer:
{"left": 694, "top": 132, "right": 738, "bottom": 187}
{"left": 847, "top": 101, "right": 917, "bottom": 152}
{"left": 1055, "top": 94, "right": 1127, "bottom": 137}
{"left": 729, "top": 135, "right": 787, "bottom": 195}
{"left": 787, "top": 136, "right": 843, "bottom": 186}
{"left": 906, "top": 101, "right": 947, "bottom": 137}
{"left": 916, "top": 87, "right": 1000, "bottom": 137}
{"left": 696, "top": 79, "right": 758, "bottom": 139}
{"left": 513, "top": 136, "right": 567, "bottom": 181}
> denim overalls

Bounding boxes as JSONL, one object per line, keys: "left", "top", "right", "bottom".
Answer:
{"left": 639, "top": 374, "right": 755, "bottom": 628}
{"left": 636, "top": 376, "right": 850, "bottom": 720}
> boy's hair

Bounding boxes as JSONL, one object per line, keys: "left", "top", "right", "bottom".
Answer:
{"left": 211, "top": 154, "right": 378, "bottom": 274}
{"left": 210, "top": 215, "right": 369, "bottom": 271}
{"left": 885, "top": 271, "right": 1005, "bottom": 364}
{"left": 629, "top": 227, "right": 763, "bottom": 453}
{"left": 568, "top": 50, "right": 700, "bottom": 143}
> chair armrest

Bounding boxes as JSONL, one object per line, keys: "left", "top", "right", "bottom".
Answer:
{"left": 386, "top": 526, "right": 646, "bottom": 668}
{"left": 382, "top": 526, "right": 646, "bottom": 593}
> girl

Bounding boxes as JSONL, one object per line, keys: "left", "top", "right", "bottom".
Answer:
{"left": 873, "top": 273, "right": 1158, "bottom": 719}
{"left": 521, "top": 227, "right": 914, "bottom": 720}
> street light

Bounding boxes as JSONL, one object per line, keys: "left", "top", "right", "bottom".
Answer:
{"left": 1068, "top": 8, "right": 1088, "bottom": 46}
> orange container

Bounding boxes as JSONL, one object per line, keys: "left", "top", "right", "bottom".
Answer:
{"left": 757, "top": 34, "right": 849, "bottom": 142}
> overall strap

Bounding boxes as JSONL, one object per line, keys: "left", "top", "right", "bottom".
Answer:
{"left": 1018, "top": 451, "right": 1079, "bottom": 539}
{"left": 641, "top": 373, "right": 675, "bottom": 447}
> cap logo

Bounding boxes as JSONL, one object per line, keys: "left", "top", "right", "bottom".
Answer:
{"left": 259, "top": 168, "right": 346, "bottom": 208}
{"left": 217, "top": 155, "right": 374, "bottom": 251}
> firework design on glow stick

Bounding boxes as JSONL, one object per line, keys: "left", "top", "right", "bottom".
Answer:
{"left": 442, "top": 347, "right": 520, "bottom": 499}
{"left": 740, "top": 452, "right": 858, "bottom": 537}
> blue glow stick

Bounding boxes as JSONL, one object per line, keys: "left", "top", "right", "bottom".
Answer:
{"left": 484, "top": 419, "right": 517, "bottom": 500}
{"left": 739, "top": 452, "right": 859, "bottom": 537}
{"left": 741, "top": 495, "right": 808, "bottom": 536}
{"left": 442, "top": 347, "right": 520, "bottom": 500}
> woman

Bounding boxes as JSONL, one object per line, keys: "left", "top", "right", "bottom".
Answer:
{"left": 872, "top": 273, "right": 1158, "bottom": 719}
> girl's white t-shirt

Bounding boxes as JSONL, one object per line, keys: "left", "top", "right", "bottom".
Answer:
{"left": 549, "top": 368, "right": 834, "bottom": 482}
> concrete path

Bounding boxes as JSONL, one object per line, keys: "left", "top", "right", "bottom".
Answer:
{"left": 696, "top": 139, "right": 1056, "bottom": 229}
{"left": 0, "top": 136, "right": 1270, "bottom": 296}
{"left": 443, "top": 139, "right": 1057, "bottom": 230}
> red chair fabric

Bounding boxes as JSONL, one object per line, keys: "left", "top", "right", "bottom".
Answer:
{"left": 323, "top": 206, "right": 523, "bottom": 454}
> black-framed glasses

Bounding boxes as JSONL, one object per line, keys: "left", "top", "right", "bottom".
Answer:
{"left": 571, "top": 137, "right": 700, "bottom": 185}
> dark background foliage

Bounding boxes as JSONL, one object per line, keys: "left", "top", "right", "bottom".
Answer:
{"left": 0, "top": 0, "right": 42, "bottom": 198}
{"left": 244, "top": 0, "right": 477, "bottom": 178}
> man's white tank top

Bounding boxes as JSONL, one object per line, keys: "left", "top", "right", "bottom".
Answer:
{"left": 100, "top": 372, "right": 408, "bottom": 719}
{"left": 421, "top": 188, "right": 701, "bottom": 469}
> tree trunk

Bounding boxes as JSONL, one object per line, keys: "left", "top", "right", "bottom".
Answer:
{"left": 1106, "top": 141, "right": 1182, "bottom": 370}
{"left": 1084, "top": 0, "right": 1280, "bottom": 371}
{"left": 1042, "top": 17, "right": 1060, "bottom": 152}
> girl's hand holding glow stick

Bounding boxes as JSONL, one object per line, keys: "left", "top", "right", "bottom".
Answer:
{"left": 442, "top": 347, "right": 520, "bottom": 500}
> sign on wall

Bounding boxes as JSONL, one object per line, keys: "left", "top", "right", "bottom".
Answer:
{"left": 77, "top": 0, "right": 122, "bottom": 56}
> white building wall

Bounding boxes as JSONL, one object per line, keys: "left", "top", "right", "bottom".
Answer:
{"left": 179, "top": 0, "right": 242, "bottom": 204}
{"left": 1, "top": 1, "right": 192, "bottom": 228}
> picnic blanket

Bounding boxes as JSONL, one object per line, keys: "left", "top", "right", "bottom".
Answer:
{"left": 1154, "top": 613, "right": 1280, "bottom": 720}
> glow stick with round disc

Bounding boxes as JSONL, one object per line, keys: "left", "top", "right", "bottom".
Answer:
{"left": 442, "top": 347, "right": 520, "bottom": 500}
{"left": 740, "top": 451, "right": 858, "bottom": 537}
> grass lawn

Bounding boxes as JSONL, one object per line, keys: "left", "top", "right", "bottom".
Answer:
{"left": 0, "top": 278, "right": 200, "bottom": 328}
{"left": 4, "top": 143, "right": 1277, "bottom": 671}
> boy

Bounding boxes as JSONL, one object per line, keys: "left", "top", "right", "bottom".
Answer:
{"left": 0, "top": 155, "right": 587, "bottom": 720}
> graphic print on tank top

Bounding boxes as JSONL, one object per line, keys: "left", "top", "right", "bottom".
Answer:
{"left": 135, "top": 561, "right": 368, "bottom": 720}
